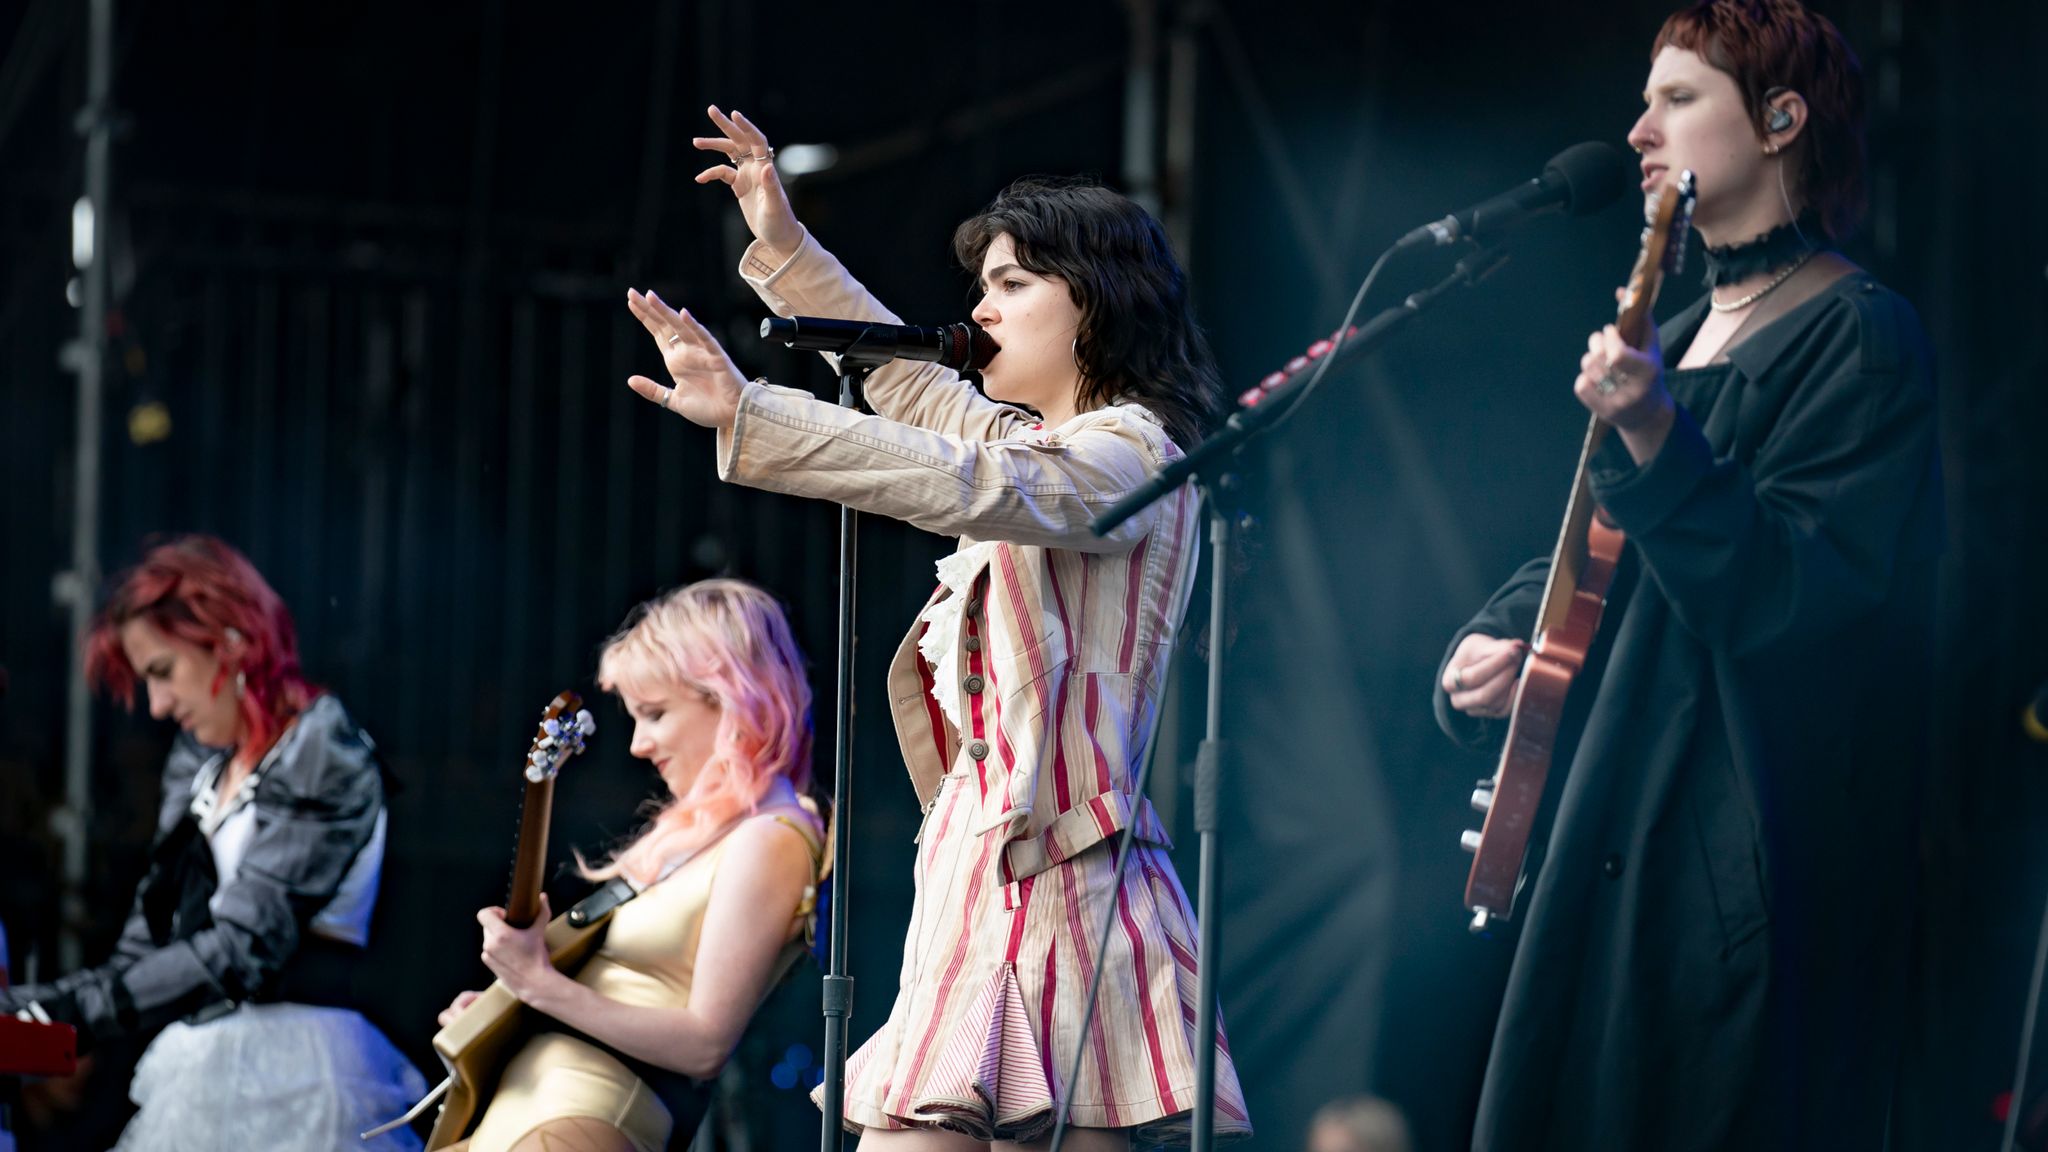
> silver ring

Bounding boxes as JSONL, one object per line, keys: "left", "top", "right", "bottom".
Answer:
{"left": 1596, "top": 372, "right": 1622, "bottom": 396}
{"left": 733, "top": 147, "right": 775, "bottom": 164}
{"left": 666, "top": 333, "right": 685, "bottom": 348}
{"left": 653, "top": 385, "right": 674, "bottom": 410}
{"left": 1451, "top": 666, "right": 1466, "bottom": 691}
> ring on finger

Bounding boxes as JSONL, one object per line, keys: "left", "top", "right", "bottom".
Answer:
{"left": 651, "top": 385, "right": 674, "bottom": 410}
{"left": 667, "top": 333, "right": 685, "bottom": 348}
{"left": 1596, "top": 371, "right": 1622, "bottom": 395}
{"left": 1451, "top": 665, "right": 1466, "bottom": 691}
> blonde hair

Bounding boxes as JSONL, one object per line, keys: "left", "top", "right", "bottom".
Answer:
{"left": 581, "top": 579, "right": 814, "bottom": 885}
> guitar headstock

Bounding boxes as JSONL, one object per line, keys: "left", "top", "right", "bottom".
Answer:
{"left": 1652, "top": 170, "right": 1697, "bottom": 277}
{"left": 1615, "top": 169, "right": 1697, "bottom": 346}
{"left": 525, "top": 691, "right": 596, "bottom": 783}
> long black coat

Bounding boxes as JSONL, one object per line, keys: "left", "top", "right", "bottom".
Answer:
{"left": 1436, "top": 271, "right": 1942, "bottom": 1151}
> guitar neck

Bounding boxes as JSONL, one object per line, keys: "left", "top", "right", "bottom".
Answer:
{"left": 1532, "top": 222, "right": 1665, "bottom": 643}
{"left": 505, "top": 777, "right": 555, "bottom": 928}
{"left": 1533, "top": 416, "right": 1609, "bottom": 644}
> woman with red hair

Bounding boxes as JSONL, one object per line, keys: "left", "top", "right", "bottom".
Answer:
{"left": 0, "top": 535, "right": 426, "bottom": 1149}
{"left": 1437, "top": 1, "right": 1939, "bottom": 1147}
{"left": 438, "top": 578, "right": 827, "bottom": 1152}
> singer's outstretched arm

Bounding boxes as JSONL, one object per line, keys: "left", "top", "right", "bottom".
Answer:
{"left": 693, "top": 103, "right": 1027, "bottom": 440}
{"left": 623, "top": 286, "right": 1172, "bottom": 553}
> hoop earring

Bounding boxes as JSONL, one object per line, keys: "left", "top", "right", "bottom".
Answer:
{"left": 234, "top": 670, "right": 246, "bottom": 699}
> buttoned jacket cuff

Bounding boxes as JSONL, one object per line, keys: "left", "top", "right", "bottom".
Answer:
{"left": 738, "top": 226, "right": 827, "bottom": 314}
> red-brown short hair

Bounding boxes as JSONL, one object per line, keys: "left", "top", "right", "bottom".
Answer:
{"left": 1654, "top": 0, "right": 1867, "bottom": 239}
{"left": 87, "top": 535, "right": 316, "bottom": 759}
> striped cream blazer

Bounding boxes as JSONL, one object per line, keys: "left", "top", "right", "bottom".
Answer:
{"left": 715, "top": 228, "right": 1198, "bottom": 884}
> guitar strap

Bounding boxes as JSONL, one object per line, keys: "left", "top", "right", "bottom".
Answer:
{"left": 563, "top": 876, "right": 636, "bottom": 929}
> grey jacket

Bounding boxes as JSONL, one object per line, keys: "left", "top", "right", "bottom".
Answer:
{"left": 2, "top": 696, "right": 386, "bottom": 1052}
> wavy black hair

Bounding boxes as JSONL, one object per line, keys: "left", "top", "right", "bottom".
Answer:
{"left": 952, "top": 177, "right": 1223, "bottom": 450}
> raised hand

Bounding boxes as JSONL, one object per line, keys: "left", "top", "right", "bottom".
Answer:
{"left": 693, "top": 105, "right": 803, "bottom": 255}
{"left": 624, "top": 288, "right": 746, "bottom": 431}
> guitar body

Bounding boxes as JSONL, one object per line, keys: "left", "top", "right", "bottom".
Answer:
{"left": 425, "top": 914, "right": 608, "bottom": 1149}
{"left": 1464, "top": 512, "right": 1624, "bottom": 918}
{"left": 1460, "top": 173, "right": 1694, "bottom": 929}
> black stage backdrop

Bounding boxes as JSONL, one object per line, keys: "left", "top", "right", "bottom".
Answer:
{"left": 0, "top": 1, "right": 2042, "bottom": 1149}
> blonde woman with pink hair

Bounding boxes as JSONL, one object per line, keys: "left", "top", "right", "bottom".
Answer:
{"left": 439, "top": 578, "right": 827, "bottom": 1152}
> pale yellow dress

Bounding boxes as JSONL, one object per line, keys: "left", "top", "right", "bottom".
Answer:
{"left": 465, "top": 811, "right": 823, "bottom": 1152}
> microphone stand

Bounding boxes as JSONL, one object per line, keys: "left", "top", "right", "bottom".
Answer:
{"left": 1084, "top": 244, "right": 1510, "bottom": 1152}
{"left": 804, "top": 334, "right": 899, "bottom": 1152}
{"left": 2002, "top": 683, "right": 2048, "bottom": 1152}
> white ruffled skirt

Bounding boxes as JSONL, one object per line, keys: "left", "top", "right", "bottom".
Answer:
{"left": 118, "top": 1003, "right": 427, "bottom": 1151}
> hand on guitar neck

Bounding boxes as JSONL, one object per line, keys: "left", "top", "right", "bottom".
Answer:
{"left": 475, "top": 895, "right": 566, "bottom": 1010}
{"left": 1575, "top": 313, "right": 1676, "bottom": 467}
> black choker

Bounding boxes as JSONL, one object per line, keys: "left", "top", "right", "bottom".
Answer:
{"left": 1701, "top": 215, "right": 1820, "bottom": 288}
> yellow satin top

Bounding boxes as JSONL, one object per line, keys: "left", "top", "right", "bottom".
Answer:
{"left": 465, "top": 809, "right": 823, "bottom": 1152}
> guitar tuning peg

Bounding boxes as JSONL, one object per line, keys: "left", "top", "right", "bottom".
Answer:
{"left": 576, "top": 710, "right": 596, "bottom": 735}
{"left": 543, "top": 718, "right": 563, "bottom": 738}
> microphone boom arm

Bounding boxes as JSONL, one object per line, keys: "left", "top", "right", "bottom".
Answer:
{"left": 1090, "top": 244, "right": 1511, "bottom": 537}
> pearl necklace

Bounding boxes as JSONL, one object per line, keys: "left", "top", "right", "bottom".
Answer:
{"left": 1709, "top": 248, "right": 1817, "bottom": 313}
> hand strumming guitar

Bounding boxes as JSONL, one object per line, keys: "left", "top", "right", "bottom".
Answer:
{"left": 1444, "top": 634, "right": 1529, "bottom": 720}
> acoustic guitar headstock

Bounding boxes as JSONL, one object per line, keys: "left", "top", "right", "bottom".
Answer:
{"left": 525, "top": 691, "right": 596, "bottom": 784}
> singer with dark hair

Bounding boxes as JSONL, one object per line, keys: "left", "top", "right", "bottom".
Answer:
{"left": 618, "top": 107, "right": 1247, "bottom": 1149}
{"left": 1435, "top": 1, "right": 1939, "bottom": 1148}
{"left": 0, "top": 535, "right": 425, "bottom": 1150}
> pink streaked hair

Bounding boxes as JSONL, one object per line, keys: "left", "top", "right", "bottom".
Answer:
{"left": 580, "top": 579, "right": 815, "bottom": 885}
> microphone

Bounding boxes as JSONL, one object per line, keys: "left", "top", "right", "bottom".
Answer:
{"left": 1396, "top": 141, "right": 1630, "bottom": 250}
{"left": 760, "top": 315, "right": 997, "bottom": 372}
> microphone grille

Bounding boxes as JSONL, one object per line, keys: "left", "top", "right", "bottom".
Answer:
{"left": 944, "top": 323, "right": 998, "bottom": 372}
{"left": 1545, "top": 141, "right": 1629, "bottom": 217}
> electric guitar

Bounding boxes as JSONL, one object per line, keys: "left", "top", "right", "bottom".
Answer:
{"left": 1459, "top": 170, "right": 1697, "bottom": 931}
{"left": 418, "top": 693, "right": 597, "bottom": 1149}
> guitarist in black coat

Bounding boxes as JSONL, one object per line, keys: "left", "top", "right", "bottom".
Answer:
{"left": 1437, "top": 2, "right": 1940, "bottom": 1148}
